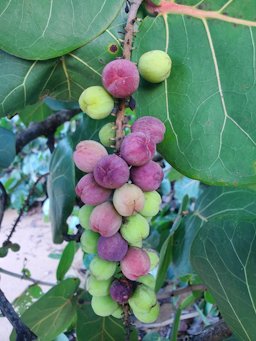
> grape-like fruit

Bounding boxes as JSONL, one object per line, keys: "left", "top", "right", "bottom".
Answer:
{"left": 120, "top": 132, "right": 155, "bottom": 166}
{"left": 110, "top": 278, "right": 134, "bottom": 303}
{"left": 86, "top": 275, "right": 112, "bottom": 296}
{"left": 120, "top": 247, "right": 150, "bottom": 280}
{"left": 120, "top": 214, "right": 149, "bottom": 247}
{"left": 111, "top": 306, "right": 123, "bottom": 319}
{"left": 102, "top": 59, "right": 140, "bottom": 98}
{"left": 94, "top": 154, "right": 129, "bottom": 189}
{"left": 89, "top": 256, "right": 117, "bottom": 280}
{"left": 73, "top": 140, "right": 107, "bottom": 173}
{"left": 131, "top": 116, "right": 166, "bottom": 144}
{"left": 113, "top": 184, "right": 145, "bottom": 217}
{"left": 128, "top": 284, "right": 157, "bottom": 313}
{"left": 137, "top": 274, "right": 156, "bottom": 289}
{"left": 146, "top": 249, "right": 159, "bottom": 270}
{"left": 75, "top": 174, "right": 111, "bottom": 205}
{"left": 138, "top": 50, "right": 172, "bottom": 83}
{"left": 89, "top": 202, "right": 122, "bottom": 237}
{"left": 140, "top": 191, "right": 161, "bottom": 217}
{"left": 133, "top": 302, "right": 160, "bottom": 323}
{"left": 130, "top": 161, "right": 164, "bottom": 192}
{"left": 99, "top": 122, "right": 116, "bottom": 147}
{"left": 80, "top": 230, "right": 99, "bottom": 254}
{"left": 98, "top": 233, "right": 128, "bottom": 261}
{"left": 79, "top": 86, "right": 114, "bottom": 119}
{"left": 78, "top": 205, "right": 94, "bottom": 229}
{"left": 91, "top": 295, "right": 118, "bottom": 316}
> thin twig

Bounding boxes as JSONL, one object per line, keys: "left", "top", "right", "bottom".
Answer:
{"left": 16, "top": 109, "right": 80, "bottom": 153}
{"left": 115, "top": 0, "right": 143, "bottom": 152}
{"left": 0, "top": 267, "right": 55, "bottom": 287}
{"left": 158, "top": 284, "right": 207, "bottom": 299}
{"left": 0, "top": 182, "right": 8, "bottom": 230}
{"left": 0, "top": 288, "right": 37, "bottom": 340}
{"left": 5, "top": 173, "right": 49, "bottom": 243}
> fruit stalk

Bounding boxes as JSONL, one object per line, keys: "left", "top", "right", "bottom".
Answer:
{"left": 115, "top": 0, "right": 143, "bottom": 152}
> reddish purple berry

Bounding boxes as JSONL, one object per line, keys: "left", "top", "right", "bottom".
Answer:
{"left": 131, "top": 116, "right": 166, "bottom": 144}
{"left": 98, "top": 233, "right": 128, "bottom": 261}
{"left": 130, "top": 161, "right": 164, "bottom": 191}
{"left": 110, "top": 278, "right": 134, "bottom": 303}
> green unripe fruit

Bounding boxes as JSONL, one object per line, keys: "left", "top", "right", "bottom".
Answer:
{"left": 138, "top": 50, "right": 172, "bottom": 83}
{"left": 86, "top": 275, "right": 112, "bottom": 296}
{"left": 91, "top": 295, "right": 118, "bottom": 317}
{"left": 79, "top": 86, "right": 114, "bottom": 119}
{"left": 133, "top": 302, "right": 160, "bottom": 323}
{"left": 137, "top": 274, "right": 156, "bottom": 290}
{"left": 112, "top": 306, "right": 123, "bottom": 319}
{"left": 89, "top": 256, "right": 117, "bottom": 280}
{"left": 128, "top": 285, "right": 157, "bottom": 313}
{"left": 80, "top": 230, "right": 99, "bottom": 254}
{"left": 120, "top": 214, "right": 149, "bottom": 247}
{"left": 140, "top": 191, "right": 161, "bottom": 218}
{"left": 99, "top": 123, "right": 116, "bottom": 147}
{"left": 79, "top": 205, "right": 94, "bottom": 229}
{"left": 146, "top": 249, "right": 159, "bottom": 271}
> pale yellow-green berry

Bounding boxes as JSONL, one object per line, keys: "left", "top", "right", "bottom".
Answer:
{"left": 120, "top": 214, "right": 149, "bottom": 247}
{"left": 133, "top": 302, "right": 160, "bottom": 323}
{"left": 137, "top": 274, "right": 156, "bottom": 290}
{"left": 86, "top": 275, "right": 112, "bottom": 296}
{"left": 89, "top": 256, "right": 117, "bottom": 280}
{"left": 79, "top": 205, "right": 94, "bottom": 229}
{"left": 99, "top": 122, "right": 116, "bottom": 147}
{"left": 128, "top": 285, "right": 157, "bottom": 314}
{"left": 91, "top": 295, "right": 118, "bottom": 317}
{"left": 138, "top": 50, "right": 172, "bottom": 83}
{"left": 140, "top": 191, "right": 161, "bottom": 218}
{"left": 111, "top": 306, "right": 123, "bottom": 319}
{"left": 146, "top": 249, "right": 159, "bottom": 271}
{"left": 80, "top": 230, "right": 99, "bottom": 254}
{"left": 79, "top": 86, "right": 114, "bottom": 119}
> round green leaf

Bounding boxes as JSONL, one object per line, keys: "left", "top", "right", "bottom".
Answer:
{"left": 0, "top": 0, "right": 124, "bottom": 60}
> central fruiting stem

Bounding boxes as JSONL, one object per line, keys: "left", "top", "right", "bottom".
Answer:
{"left": 115, "top": 0, "right": 143, "bottom": 152}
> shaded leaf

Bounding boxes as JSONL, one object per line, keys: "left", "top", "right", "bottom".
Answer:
{"left": 11, "top": 278, "right": 80, "bottom": 341}
{"left": 143, "top": 333, "right": 167, "bottom": 341}
{"left": 0, "top": 127, "right": 15, "bottom": 169}
{"left": 56, "top": 241, "right": 77, "bottom": 281}
{"left": 134, "top": 11, "right": 256, "bottom": 186}
{"left": 191, "top": 217, "right": 256, "bottom": 340}
{"left": 173, "top": 186, "right": 256, "bottom": 277}
{"left": 0, "top": 0, "right": 124, "bottom": 60}
{"left": 19, "top": 101, "right": 52, "bottom": 126}
{"left": 76, "top": 292, "right": 138, "bottom": 341}
{"left": 48, "top": 139, "right": 75, "bottom": 243}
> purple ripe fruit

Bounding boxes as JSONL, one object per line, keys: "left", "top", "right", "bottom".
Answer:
{"left": 98, "top": 233, "right": 128, "bottom": 261}
{"left": 93, "top": 154, "right": 129, "bottom": 189}
{"left": 73, "top": 140, "right": 108, "bottom": 173}
{"left": 75, "top": 174, "right": 111, "bottom": 205}
{"left": 102, "top": 59, "right": 140, "bottom": 98}
{"left": 89, "top": 202, "right": 122, "bottom": 237}
{"left": 130, "top": 161, "right": 164, "bottom": 192}
{"left": 131, "top": 116, "right": 166, "bottom": 144}
{"left": 120, "top": 132, "right": 155, "bottom": 166}
{"left": 110, "top": 278, "right": 134, "bottom": 304}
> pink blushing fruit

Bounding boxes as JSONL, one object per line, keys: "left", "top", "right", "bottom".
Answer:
{"left": 73, "top": 140, "right": 108, "bottom": 173}
{"left": 89, "top": 202, "right": 122, "bottom": 237}
{"left": 120, "top": 132, "right": 156, "bottom": 166}
{"left": 93, "top": 154, "right": 129, "bottom": 189}
{"left": 131, "top": 116, "right": 166, "bottom": 144}
{"left": 75, "top": 174, "right": 111, "bottom": 205}
{"left": 121, "top": 247, "right": 150, "bottom": 281}
{"left": 102, "top": 59, "right": 140, "bottom": 98}
{"left": 130, "top": 161, "right": 164, "bottom": 192}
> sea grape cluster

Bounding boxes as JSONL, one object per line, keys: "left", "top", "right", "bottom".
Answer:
{"left": 74, "top": 51, "right": 171, "bottom": 323}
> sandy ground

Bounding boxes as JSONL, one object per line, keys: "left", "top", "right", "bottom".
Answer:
{"left": 0, "top": 209, "right": 83, "bottom": 340}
